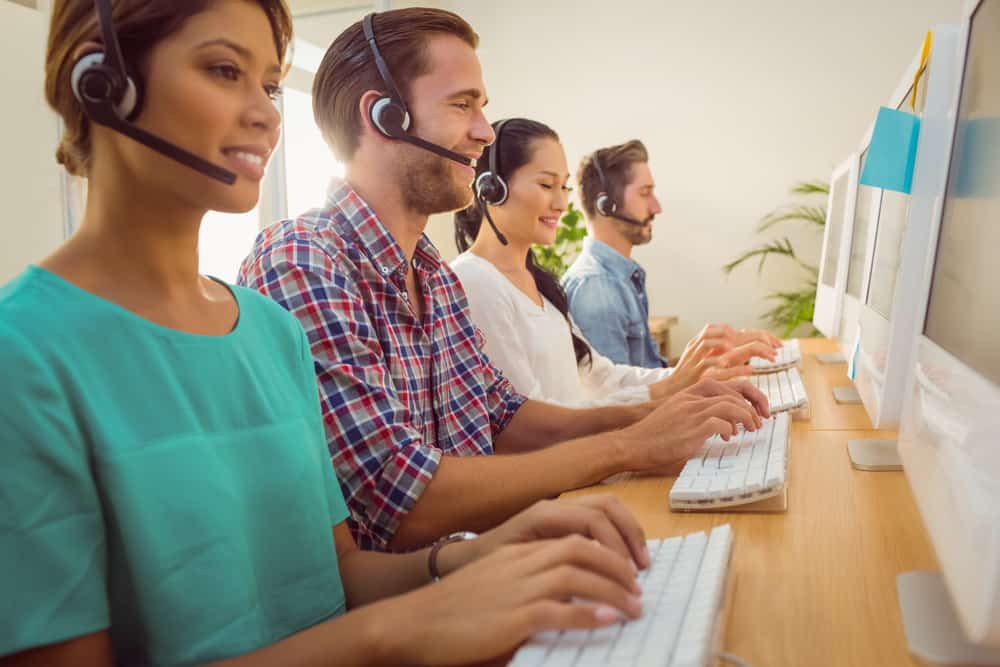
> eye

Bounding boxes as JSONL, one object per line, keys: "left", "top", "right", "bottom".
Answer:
{"left": 540, "top": 183, "right": 553, "bottom": 190}
{"left": 209, "top": 63, "right": 242, "bottom": 82}
{"left": 265, "top": 84, "right": 284, "bottom": 101}
{"left": 452, "top": 101, "right": 470, "bottom": 111}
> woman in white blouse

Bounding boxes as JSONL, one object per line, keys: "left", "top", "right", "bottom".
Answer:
{"left": 452, "top": 118, "right": 779, "bottom": 409}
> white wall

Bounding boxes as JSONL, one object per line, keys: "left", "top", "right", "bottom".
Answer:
{"left": 0, "top": 1, "right": 64, "bottom": 283}
{"left": 417, "top": 0, "right": 963, "bottom": 351}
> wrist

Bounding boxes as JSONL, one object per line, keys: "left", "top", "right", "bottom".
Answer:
{"left": 603, "top": 428, "right": 637, "bottom": 474}
{"left": 434, "top": 534, "right": 483, "bottom": 578}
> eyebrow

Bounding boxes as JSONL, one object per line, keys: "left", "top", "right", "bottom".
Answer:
{"left": 449, "top": 88, "right": 489, "bottom": 106}
{"left": 197, "top": 38, "right": 282, "bottom": 74}
{"left": 538, "top": 170, "right": 569, "bottom": 179}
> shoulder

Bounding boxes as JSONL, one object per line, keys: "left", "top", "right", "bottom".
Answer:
{"left": 0, "top": 268, "right": 101, "bottom": 363}
{"left": 240, "top": 209, "right": 364, "bottom": 285}
{"left": 450, "top": 253, "right": 500, "bottom": 292}
{"left": 564, "top": 271, "right": 627, "bottom": 299}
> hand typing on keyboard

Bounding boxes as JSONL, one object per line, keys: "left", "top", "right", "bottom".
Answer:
{"left": 363, "top": 496, "right": 655, "bottom": 665}
{"left": 621, "top": 378, "right": 769, "bottom": 472}
{"left": 650, "top": 326, "right": 781, "bottom": 401}
{"left": 385, "top": 533, "right": 644, "bottom": 665}
{"left": 474, "top": 495, "right": 651, "bottom": 570}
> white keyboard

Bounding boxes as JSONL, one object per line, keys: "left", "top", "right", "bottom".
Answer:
{"left": 511, "top": 525, "right": 734, "bottom": 667}
{"left": 748, "top": 367, "right": 807, "bottom": 413}
{"left": 670, "top": 412, "right": 790, "bottom": 510}
{"left": 750, "top": 338, "right": 801, "bottom": 372}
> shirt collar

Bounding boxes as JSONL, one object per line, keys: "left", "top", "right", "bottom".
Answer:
{"left": 583, "top": 237, "right": 644, "bottom": 283}
{"left": 325, "top": 177, "right": 442, "bottom": 276}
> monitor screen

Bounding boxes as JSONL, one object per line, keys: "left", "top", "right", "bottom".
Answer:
{"left": 821, "top": 170, "right": 850, "bottom": 288}
{"left": 865, "top": 71, "right": 928, "bottom": 319}
{"left": 924, "top": 0, "right": 1000, "bottom": 386}
{"left": 846, "top": 148, "right": 875, "bottom": 299}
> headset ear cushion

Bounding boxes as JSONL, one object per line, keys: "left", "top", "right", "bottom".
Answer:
{"left": 70, "top": 52, "right": 107, "bottom": 103}
{"left": 596, "top": 193, "right": 615, "bottom": 216}
{"left": 70, "top": 51, "right": 143, "bottom": 121}
{"left": 370, "top": 96, "right": 411, "bottom": 138}
{"left": 120, "top": 64, "right": 144, "bottom": 121}
{"left": 475, "top": 172, "right": 508, "bottom": 206}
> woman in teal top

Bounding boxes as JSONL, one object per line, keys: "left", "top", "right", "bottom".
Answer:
{"left": 0, "top": 1, "right": 649, "bottom": 665}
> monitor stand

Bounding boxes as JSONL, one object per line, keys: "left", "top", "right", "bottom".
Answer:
{"left": 898, "top": 571, "right": 1000, "bottom": 665}
{"left": 815, "top": 352, "right": 846, "bottom": 364}
{"left": 847, "top": 438, "right": 901, "bottom": 471}
{"left": 832, "top": 385, "right": 862, "bottom": 404}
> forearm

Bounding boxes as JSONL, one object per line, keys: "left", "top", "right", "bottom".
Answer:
{"left": 337, "top": 537, "right": 479, "bottom": 608}
{"left": 206, "top": 598, "right": 403, "bottom": 667}
{"left": 494, "top": 399, "right": 653, "bottom": 453}
{"left": 388, "top": 436, "right": 630, "bottom": 550}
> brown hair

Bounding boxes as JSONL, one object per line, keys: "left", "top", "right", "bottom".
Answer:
{"left": 45, "top": 0, "right": 292, "bottom": 176}
{"left": 576, "top": 139, "right": 649, "bottom": 219}
{"left": 312, "top": 8, "right": 478, "bottom": 162}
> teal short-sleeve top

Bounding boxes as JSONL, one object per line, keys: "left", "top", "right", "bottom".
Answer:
{"left": 0, "top": 266, "right": 349, "bottom": 665}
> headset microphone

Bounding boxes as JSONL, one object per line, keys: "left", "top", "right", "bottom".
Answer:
{"left": 71, "top": 0, "right": 238, "bottom": 185}
{"left": 592, "top": 151, "right": 647, "bottom": 226}
{"left": 363, "top": 13, "right": 477, "bottom": 169}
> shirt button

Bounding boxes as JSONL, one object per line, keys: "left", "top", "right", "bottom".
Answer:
{"left": 380, "top": 266, "right": 389, "bottom": 275}
{"left": 402, "top": 292, "right": 409, "bottom": 301}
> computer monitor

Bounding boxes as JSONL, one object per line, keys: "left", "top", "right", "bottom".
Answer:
{"left": 813, "top": 153, "right": 859, "bottom": 338}
{"left": 897, "top": 0, "right": 1000, "bottom": 661}
{"left": 835, "top": 141, "right": 878, "bottom": 363}
{"left": 854, "top": 26, "right": 961, "bottom": 431}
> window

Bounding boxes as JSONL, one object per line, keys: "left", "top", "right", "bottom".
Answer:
{"left": 283, "top": 86, "right": 344, "bottom": 217}
{"left": 198, "top": 207, "right": 261, "bottom": 283}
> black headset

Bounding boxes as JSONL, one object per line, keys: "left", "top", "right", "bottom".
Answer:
{"left": 70, "top": 0, "right": 237, "bottom": 184}
{"left": 475, "top": 119, "right": 510, "bottom": 205}
{"left": 473, "top": 119, "right": 509, "bottom": 245}
{"left": 362, "top": 13, "right": 476, "bottom": 168}
{"left": 592, "top": 150, "right": 645, "bottom": 226}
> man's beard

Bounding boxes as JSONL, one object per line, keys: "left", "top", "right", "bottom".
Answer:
{"left": 397, "top": 145, "right": 474, "bottom": 216}
{"left": 619, "top": 215, "right": 655, "bottom": 246}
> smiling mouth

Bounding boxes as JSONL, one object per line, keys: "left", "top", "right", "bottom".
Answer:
{"left": 224, "top": 150, "right": 265, "bottom": 167}
{"left": 220, "top": 148, "right": 270, "bottom": 181}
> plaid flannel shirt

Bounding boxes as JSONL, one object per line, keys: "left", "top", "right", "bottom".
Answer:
{"left": 237, "top": 179, "right": 526, "bottom": 550}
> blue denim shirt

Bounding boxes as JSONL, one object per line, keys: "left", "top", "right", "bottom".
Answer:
{"left": 562, "top": 238, "right": 666, "bottom": 369}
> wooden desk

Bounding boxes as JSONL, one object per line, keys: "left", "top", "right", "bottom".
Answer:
{"left": 558, "top": 337, "right": 938, "bottom": 666}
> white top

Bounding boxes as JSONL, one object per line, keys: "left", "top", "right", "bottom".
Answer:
{"left": 451, "top": 252, "right": 671, "bottom": 408}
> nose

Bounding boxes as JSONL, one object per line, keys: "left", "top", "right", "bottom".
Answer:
{"left": 650, "top": 194, "right": 663, "bottom": 215}
{"left": 243, "top": 86, "right": 282, "bottom": 138}
{"left": 554, "top": 187, "right": 569, "bottom": 213}
{"left": 471, "top": 108, "right": 496, "bottom": 149}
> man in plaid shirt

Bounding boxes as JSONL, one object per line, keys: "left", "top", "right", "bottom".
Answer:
{"left": 239, "top": 9, "right": 767, "bottom": 551}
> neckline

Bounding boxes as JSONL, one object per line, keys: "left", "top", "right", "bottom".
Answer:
{"left": 28, "top": 265, "right": 243, "bottom": 341}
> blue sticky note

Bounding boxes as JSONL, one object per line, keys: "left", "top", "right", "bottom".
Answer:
{"left": 860, "top": 106, "right": 921, "bottom": 194}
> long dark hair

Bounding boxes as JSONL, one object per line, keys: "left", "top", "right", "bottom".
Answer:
{"left": 455, "top": 118, "right": 592, "bottom": 367}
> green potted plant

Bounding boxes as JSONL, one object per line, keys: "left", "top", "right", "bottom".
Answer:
{"left": 723, "top": 181, "right": 829, "bottom": 338}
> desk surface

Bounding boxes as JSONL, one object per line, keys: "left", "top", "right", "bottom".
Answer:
{"left": 561, "top": 338, "right": 938, "bottom": 667}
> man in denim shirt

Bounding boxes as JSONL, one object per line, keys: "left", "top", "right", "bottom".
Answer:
{"left": 563, "top": 140, "right": 667, "bottom": 369}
